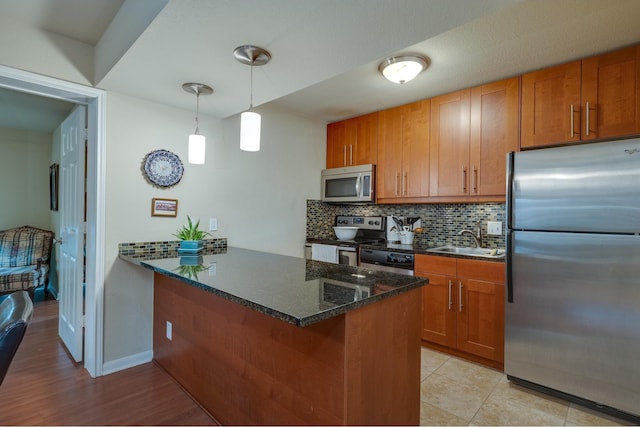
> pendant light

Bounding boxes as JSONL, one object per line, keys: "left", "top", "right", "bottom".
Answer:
{"left": 182, "top": 82, "right": 213, "bottom": 164}
{"left": 234, "top": 45, "right": 271, "bottom": 152}
{"left": 378, "top": 55, "right": 429, "bottom": 84}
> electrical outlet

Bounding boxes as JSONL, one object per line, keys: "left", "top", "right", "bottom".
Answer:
{"left": 487, "top": 221, "right": 503, "bottom": 235}
{"left": 166, "top": 321, "right": 172, "bottom": 340}
{"left": 209, "top": 218, "right": 217, "bottom": 231}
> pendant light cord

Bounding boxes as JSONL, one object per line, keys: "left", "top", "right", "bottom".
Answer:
{"left": 249, "top": 62, "right": 254, "bottom": 111}
{"left": 195, "top": 91, "right": 200, "bottom": 135}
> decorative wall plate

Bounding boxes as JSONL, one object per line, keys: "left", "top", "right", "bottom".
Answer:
{"left": 143, "top": 149, "right": 184, "bottom": 187}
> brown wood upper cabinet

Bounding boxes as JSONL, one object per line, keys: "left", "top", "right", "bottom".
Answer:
{"left": 470, "top": 77, "right": 520, "bottom": 196}
{"left": 416, "top": 254, "right": 505, "bottom": 366}
{"left": 430, "top": 77, "right": 519, "bottom": 199}
{"left": 522, "top": 45, "right": 640, "bottom": 148}
{"left": 377, "top": 99, "right": 430, "bottom": 202}
{"left": 429, "top": 89, "right": 471, "bottom": 197}
{"left": 326, "top": 112, "right": 378, "bottom": 168}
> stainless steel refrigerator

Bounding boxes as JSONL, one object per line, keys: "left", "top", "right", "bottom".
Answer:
{"left": 506, "top": 137, "right": 640, "bottom": 422}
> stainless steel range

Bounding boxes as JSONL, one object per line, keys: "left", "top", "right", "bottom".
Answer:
{"left": 305, "top": 216, "right": 385, "bottom": 266}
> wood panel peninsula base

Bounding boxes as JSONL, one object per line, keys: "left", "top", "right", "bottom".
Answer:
{"left": 153, "top": 273, "right": 422, "bottom": 425}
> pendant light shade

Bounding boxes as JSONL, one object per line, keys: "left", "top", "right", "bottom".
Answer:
{"left": 240, "top": 111, "right": 261, "bottom": 151}
{"left": 182, "top": 82, "right": 213, "bottom": 164}
{"left": 378, "top": 55, "right": 429, "bottom": 84}
{"left": 188, "top": 134, "right": 206, "bottom": 164}
{"left": 234, "top": 45, "right": 271, "bottom": 152}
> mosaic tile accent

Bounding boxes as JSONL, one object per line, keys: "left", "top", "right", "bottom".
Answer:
{"left": 306, "top": 200, "right": 506, "bottom": 249}
{"left": 306, "top": 200, "right": 340, "bottom": 240}
{"left": 118, "top": 238, "right": 228, "bottom": 257}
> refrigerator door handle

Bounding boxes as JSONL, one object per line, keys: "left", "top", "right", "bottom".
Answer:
{"left": 506, "top": 230, "right": 514, "bottom": 303}
{"left": 506, "top": 151, "right": 515, "bottom": 303}
{"left": 506, "top": 152, "right": 515, "bottom": 226}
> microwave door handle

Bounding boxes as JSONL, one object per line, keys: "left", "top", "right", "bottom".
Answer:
{"left": 355, "top": 175, "right": 361, "bottom": 197}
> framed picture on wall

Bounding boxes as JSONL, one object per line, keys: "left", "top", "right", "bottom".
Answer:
{"left": 151, "top": 198, "right": 178, "bottom": 217}
{"left": 49, "top": 163, "right": 59, "bottom": 211}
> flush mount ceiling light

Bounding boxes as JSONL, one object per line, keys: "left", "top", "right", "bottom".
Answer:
{"left": 182, "top": 82, "right": 213, "bottom": 164}
{"left": 234, "top": 45, "right": 271, "bottom": 152}
{"left": 378, "top": 55, "right": 429, "bottom": 84}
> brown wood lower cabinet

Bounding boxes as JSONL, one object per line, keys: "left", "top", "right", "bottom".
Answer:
{"left": 416, "top": 255, "right": 504, "bottom": 368}
{"left": 153, "top": 273, "right": 422, "bottom": 425}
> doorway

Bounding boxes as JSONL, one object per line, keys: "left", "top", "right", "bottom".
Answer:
{"left": 0, "top": 64, "right": 106, "bottom": 377}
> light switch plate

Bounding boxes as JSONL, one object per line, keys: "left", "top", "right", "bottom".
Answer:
{"left": 487, "top": 221, "right": 502, "bottom": 235}
{"left": 209, "top": 218, "right": 218, "bottom": 231}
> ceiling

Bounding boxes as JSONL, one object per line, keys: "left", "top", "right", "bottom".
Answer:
{"left": 2, "top": 0, "right": 640, "bottom": 133}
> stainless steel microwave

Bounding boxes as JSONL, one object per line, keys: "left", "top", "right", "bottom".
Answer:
{"left": 320, "top": 164, "right": 375, "bottom": 203}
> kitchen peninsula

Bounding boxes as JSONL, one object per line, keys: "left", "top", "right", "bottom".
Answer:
{"left": 121, "top": 246, "right": 427, "bottom": 425}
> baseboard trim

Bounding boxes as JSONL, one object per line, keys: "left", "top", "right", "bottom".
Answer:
{"left": 102, "top": 350, "right": 153, "bottom": 375}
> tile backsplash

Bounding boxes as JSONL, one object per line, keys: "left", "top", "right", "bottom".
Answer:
{"left": 306, "top": 200, "right": 506, "bottom": 249}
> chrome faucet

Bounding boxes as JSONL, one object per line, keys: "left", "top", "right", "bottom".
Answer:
{"left": 458, "top": 224, "right": 483, "bottom": 248}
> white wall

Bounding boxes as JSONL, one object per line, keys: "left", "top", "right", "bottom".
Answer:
{"left": 214, "top": 104, "right": 326, "bottom": 257}
{"left": 0, "top": 127, "right": 53, "bottom": 230}
{"left": 104, "top": 92, "right": 326, "bottom": 363}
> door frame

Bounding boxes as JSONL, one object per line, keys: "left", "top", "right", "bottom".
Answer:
{"left": 0, "top": 65, "right": 106, "bottom": 377}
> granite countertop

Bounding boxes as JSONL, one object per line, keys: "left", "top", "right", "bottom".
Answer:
{"left": 120, "top": 246, "right": 427, "bottom": 327}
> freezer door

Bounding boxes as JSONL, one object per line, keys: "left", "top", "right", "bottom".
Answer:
{"left": 511, "top": 138, "right": 640, "bottom": 232}
{"left": 505, "top": 230, "right": 640, "bottom": 416}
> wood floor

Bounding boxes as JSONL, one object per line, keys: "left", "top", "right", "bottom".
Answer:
{"left": 0, "top": 299, "right": 216, "bottom": 426}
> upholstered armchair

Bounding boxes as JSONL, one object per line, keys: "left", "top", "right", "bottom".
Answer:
{"left": 0, "top": 226, "right": 54, "bottom": 300}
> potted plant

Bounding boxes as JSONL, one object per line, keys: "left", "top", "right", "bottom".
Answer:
{"left": 173, "top": 216, "right": 211, "bottom": 252}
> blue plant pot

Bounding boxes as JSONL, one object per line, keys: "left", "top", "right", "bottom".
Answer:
{"left": 179, "top": 240, "right": 203, "bottom": 253}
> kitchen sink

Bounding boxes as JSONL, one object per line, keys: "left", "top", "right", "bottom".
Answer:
{"left": 426, "top": 246, "right": 505, "bottom": 259}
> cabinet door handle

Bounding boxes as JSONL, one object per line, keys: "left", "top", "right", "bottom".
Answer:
{"left": 395, "top": 172, "right": 400, "bottom": 197}
{"left": 349, "top": 144, "right": 353, "bottom": 165}
{"left": 459, "top": 282, "right": 464, "bottom": 312}
{"left": 570, "top": 104, "right": 580, "bottom": 138}
{"left": 570, "top": 104, "right": 574, "bottom": 138}
{"left": 343, "top": 146, "right": 347, "bottom": 166}
{"left": 585, "top": 101, "right": 590, "bottom": 136}
{"left": 402, "top": 171, "right": 407, "bottom": 196}
{"left": 448, "top": 280, "right": 453, "bottom": 310}
{"left": 472, "top": 165, "right": 478, "bottom": 193}
{"left": 462, "top": 166, "right": 467, "bottom": 193}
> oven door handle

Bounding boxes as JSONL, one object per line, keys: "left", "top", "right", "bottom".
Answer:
{"left": 359, "top": 261, "right": 414, "bottom": 276}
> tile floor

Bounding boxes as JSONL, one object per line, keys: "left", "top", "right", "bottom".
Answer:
{"left": 419, "top": 347, "right": 634, "bottom": 426}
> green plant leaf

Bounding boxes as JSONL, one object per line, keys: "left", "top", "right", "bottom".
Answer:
{"left": 172, "top": 215, "right": 211, "bottom": 241}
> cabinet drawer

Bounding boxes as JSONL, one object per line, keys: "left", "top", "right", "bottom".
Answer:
{"left": 457, "top": 259, "right": 504, "bottom": 284}
{"left": 415, "top": 254, "right": 456, "bottom": 276}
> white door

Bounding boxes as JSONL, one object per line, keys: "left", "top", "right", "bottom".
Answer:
{"left": 58, "top": 105, "right": 86, "bottom": 362}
